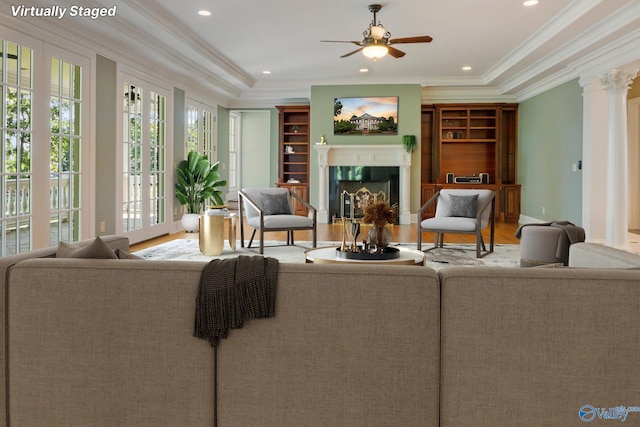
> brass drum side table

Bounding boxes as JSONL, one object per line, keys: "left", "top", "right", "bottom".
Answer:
{"left": 199, "top": 213, "right": 237, "bottom": 256}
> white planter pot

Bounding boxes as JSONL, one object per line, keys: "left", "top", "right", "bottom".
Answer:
{"left": 181, "top": 213, "right": 200, "bottom": 233}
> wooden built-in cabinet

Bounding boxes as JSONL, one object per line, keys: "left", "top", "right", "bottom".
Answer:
{"left": 276, "top": 105, "right": 310, "bottom": 215}
{"left": 420, "top": 103, "right": 520, "bottom": 223}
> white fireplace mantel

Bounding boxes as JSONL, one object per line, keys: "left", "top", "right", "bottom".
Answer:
{"left": 314, "top": 144, "right": 412, "bottom": 224}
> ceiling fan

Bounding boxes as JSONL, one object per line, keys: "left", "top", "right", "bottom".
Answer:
{"left": 321, "top": 4, "right": 433, "bottom": 60}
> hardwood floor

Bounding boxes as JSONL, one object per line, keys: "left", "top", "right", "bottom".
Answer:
{"left": 130, "top": 218, "right": 521, "bottom": 251}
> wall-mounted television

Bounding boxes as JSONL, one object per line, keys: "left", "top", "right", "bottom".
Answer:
{"left": 334, "top": 96, "right": 398, "bottom": 135}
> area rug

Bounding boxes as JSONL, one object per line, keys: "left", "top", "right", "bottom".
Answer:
{"left": 134, "top": 239, "right": 521, "bottom": 270}
{"left": 416, "top": 243, "right": 521, "bottom": 270}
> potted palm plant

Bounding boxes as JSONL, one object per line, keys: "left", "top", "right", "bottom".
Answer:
{"left": 174, "top": 151, "right": 227, "bottom": 232}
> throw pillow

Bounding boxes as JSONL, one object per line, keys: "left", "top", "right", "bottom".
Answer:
{"left": 447, "top": 194, "right": 478, "bottom": 218}
{"left": 56, "top": 236, "right": 118, "bottom": 259}
{"left": 115, "top": 248, "right": 144, "bottom": 260}
{"left": 261, "top": 192, "right": 291, "bottom": 215}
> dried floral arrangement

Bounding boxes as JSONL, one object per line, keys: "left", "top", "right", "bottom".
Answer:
{"left": 362, "top": 200, "right": 396, "bottom": 227}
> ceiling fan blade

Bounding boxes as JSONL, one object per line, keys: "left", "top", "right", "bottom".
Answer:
{"left": 389, "top": 36, "right": 433, "bottom": 44}
{"left": 340, "top": 47, "right": 364, "bottom": 58}
{"left": 387, "top": 46, "right": 406, "bottom": 58}
{"left": 321, "top": 40, "right": 364, "bottom": 46}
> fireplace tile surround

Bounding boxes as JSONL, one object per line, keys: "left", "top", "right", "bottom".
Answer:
{"left": 314, "top": 145, "right": 411, "bottom": 224}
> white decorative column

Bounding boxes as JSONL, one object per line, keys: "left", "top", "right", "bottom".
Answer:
{"left": 580, "top": 76, "right": 609, "bottom": 243}
{"left": 315, "top": 145, "right": 330, "bottom": 223}
{"left": 599, "top": 69, "right": 638, "bottom": 249}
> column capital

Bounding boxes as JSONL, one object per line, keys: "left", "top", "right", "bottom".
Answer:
{"left": 598, "top": 69, "right": 638, "bottom": 92}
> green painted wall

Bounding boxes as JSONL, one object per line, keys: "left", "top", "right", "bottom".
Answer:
{"left": 518, "top": 79, "right": 583, "bottom": 224}
{"left": 309, "top": 84, "right": 422, "bottom": 212}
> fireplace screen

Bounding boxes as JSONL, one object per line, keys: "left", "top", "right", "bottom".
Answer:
{"left": 338, "top": 183, "right": 390, "bottom": 222}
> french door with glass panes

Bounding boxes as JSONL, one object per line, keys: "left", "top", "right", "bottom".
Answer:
{"left": 119, "top": 78, "right": 170, "bottom": 243}
{"left": 1, "top": 33, "right": 90, "bottom": 256}
{"left": 186, "top": 100, "right": 217, "bottom": 163}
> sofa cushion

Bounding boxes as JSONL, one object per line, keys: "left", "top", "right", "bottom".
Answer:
{"left": 569, "top": 242, "right": 640, "bottom": 268}
{"left": 115, "top": 248, "right": 144, "bottom": 260}
{"left": 56, "top": 236, "right": 118, "bottom": 259}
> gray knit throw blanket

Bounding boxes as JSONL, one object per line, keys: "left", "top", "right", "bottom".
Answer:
{"left": 194, "top": 255, "right": 278, "bottom": 347}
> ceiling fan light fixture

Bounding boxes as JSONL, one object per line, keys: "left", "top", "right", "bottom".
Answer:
{"left": 362, "top": 42, "right": 388, "bottom": 59}
{"left": 370, "top": 25, "right": 386, "bottom": 40}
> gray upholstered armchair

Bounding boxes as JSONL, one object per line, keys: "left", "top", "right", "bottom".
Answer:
{"left": 417, "top": 189, "right": 496, "bottom": 258}
{"left": 239, "top": 188, "right": 317, "bottom": 254}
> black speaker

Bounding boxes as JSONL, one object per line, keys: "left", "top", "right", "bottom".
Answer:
{"left": 446, "top": 173, "right": 454, "bottom": 184}
{"left": 480, "top": 173, "right": 489, "bottom": 184}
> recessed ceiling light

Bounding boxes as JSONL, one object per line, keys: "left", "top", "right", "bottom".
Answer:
{"left": 198, "top": 10, "right": 212, "bottom": 16}
{"left": 262, "top": 70, "right": 271, "bottom": 75}
{"left": 359, "top": 68, "right": 369, "bottom": 73}
{"left": 523, "top": 0, "right": 539, "bottom": 6}
{"left": 462, "top": 66, "right": 472, "bottom": 71}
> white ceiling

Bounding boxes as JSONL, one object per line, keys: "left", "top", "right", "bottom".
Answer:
{"left": 7, "top": 0, "right": 640, "bottom": 106}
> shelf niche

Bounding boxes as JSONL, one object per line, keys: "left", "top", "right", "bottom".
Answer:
{"left": 420, "top": 103, "right": 520, "bottom": 223}
{"left": 277, "top": 105, "right": 310, "bottom": 215}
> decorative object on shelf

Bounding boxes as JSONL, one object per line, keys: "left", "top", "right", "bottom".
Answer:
{"left": 174, "top": 151, "right": 227, "bottom": 232}
{"left": 402, "top": 134, "right": 417, "bottom": 153}
{"left": 320, "top": 134, "right": 326, "bottom": 144}
{"left": 363, "top": 200, "right": 396, "bottom": 251}
{"left": 292, "top": 125, "right": 300, "bottom": 133}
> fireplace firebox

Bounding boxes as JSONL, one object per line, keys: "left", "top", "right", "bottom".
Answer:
{"left": 329, "top": 166, "right": 399, "bottom": 223}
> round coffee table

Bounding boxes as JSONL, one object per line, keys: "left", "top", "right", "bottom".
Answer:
{"left": 305, "top": 246, "right": 425, "bottom": 266}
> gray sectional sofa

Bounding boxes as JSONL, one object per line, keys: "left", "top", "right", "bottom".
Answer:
{"left": 2, "top": 237, "right": 640, "bottom": 426}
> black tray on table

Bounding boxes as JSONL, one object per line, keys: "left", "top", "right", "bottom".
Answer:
{"left": 335, "top": 246, "right": 400, "bottom": 260}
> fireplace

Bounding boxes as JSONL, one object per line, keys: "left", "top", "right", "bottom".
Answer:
{"left": 330, "top": 166, "right": 399, "bottom": 223}
{"left": 314, "top": 145, "right": 411, "bottom": 224}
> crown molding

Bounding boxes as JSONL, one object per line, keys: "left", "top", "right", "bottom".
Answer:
{"left": 484, "top": 0, "right": 602, "bottom": 85}
{"left": 569, "top": 28, "right": 640, "bottom": 78}
{"left": 514, "top": 68, "right": 577, "bottom": 102}
{"left": 514, "top": 28, "right": 640, "bottom": 101}
{"left": 1, "top": 6, "right": 243, "bottom": 101}
{"left": 421, "top": 86, "right": 517, "bottom": 104}
{"left": 500, "top": 0, "right": 640, "bottom": 94}
{"left": 420, "top": 76, "right": 487, "bottom": 87}
{"left": 121, "top": 0, "right": 254, "bottom": 89}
